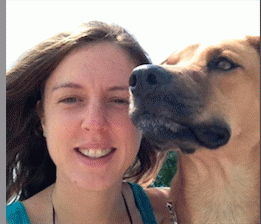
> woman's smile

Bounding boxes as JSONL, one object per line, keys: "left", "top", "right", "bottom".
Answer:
{"left": 77, "top": 147, "right": 116, "bottom": 159}
{"left": 75, "top": 146, "right": 117, "bottom": 167}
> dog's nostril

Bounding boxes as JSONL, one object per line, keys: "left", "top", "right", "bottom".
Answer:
{"left": 129, "top": 74, "right": 137, "bottom": 87}
{"left": 146, "top": 73, "right": 157, "bottom": 86}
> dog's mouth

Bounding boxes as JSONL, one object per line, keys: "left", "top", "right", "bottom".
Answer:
{"left": 133, "top": 113, "right": 231, "bottom": 154}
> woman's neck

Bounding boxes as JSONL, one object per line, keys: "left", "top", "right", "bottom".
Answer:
{"left": 51, "top": 177, "right": 127, "bottom": 223}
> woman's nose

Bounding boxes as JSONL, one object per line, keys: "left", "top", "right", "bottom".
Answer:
{"left": 81, "top": 100, "right": 108, "bottom": 132}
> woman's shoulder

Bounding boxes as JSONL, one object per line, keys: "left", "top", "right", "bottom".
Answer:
{"left": 145, "top": 187, "right": 174, "bottom": 224}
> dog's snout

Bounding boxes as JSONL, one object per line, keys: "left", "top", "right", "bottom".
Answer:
{"left": 129, "top": 65, "right": 172, "bottom": 94}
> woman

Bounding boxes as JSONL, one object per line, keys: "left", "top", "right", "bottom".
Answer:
{"left": 6, "top": 21, "right": 174, "bottom": 223}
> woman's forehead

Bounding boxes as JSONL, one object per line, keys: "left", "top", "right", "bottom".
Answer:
{"left": 44, "top": 41, "right": 137, "bottom": 91}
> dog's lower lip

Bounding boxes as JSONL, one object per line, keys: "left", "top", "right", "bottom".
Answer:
{"left": 192, "top": 123, "right": 231, "bottom": 149}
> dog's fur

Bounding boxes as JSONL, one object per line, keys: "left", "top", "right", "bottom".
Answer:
{"left": 129, "top": 35, "right": 260, "bottom": 223}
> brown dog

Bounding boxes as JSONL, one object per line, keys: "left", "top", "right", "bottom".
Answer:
{"left": 129, "top": 35, "right": 260, "bottom": 223}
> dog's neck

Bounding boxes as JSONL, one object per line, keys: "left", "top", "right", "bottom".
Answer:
{"left": 171, "top": 141, "right": 260, "bottom": 224}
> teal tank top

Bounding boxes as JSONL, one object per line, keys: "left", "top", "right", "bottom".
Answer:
{"left": 6, "top": 182, "right": 157, "bottom": 224}
{"left": 6, "top": 200, "right": 30, "bottom": 224}
{"left": 129, "top": 182, "right": 157, "bottom": 224}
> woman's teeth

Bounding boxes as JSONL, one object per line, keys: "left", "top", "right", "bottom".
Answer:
{"left": 78, "top": 148, "right": 113, "bottom": 158}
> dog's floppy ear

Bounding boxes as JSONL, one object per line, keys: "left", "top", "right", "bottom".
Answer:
{"left": 245, "top": 35, "right": 260, "bottom": 54}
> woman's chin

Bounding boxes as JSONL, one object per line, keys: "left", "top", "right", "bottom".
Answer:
{"left": 70, "top": 176, "right": 123, "bottom": 192}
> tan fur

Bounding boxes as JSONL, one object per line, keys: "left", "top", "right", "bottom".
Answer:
{"left": 161, "top": 36, "right": 260, "bottom": 223}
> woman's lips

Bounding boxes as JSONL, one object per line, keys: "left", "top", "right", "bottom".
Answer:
{"left": 74, "top": 147, "right": 117, "bottom": 167}
{"left": 76, "top": 147, "right": 116, "bottom": 159}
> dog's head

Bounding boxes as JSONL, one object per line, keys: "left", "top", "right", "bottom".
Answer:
{"left": 129, "top": 36, "right": 260, "bottom": 154}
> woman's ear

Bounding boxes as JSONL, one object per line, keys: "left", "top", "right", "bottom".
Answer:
{"left": 36, "top": 100, "right": 46, "bottom": 137}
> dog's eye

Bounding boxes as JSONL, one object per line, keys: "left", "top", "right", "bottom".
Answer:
{"left": 208, "top": 57, "right": 238, "bottom": 71}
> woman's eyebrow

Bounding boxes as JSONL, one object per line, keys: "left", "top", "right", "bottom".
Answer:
{"left": 107, "top": 86, "right": 129, "bottom": 92}
{"left": 52, "top": 82, "right": 83, "bottom": 92}
{"left": 52, "top": 83, "right": 129, "bottom": 92}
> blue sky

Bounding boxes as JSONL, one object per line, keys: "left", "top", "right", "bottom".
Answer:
{"left": 6, "top": 1, "right": 260, "bottom": 70}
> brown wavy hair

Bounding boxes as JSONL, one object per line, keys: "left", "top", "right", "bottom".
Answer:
{"left": 6, "top": 21, "right": 167, "bottom": 204}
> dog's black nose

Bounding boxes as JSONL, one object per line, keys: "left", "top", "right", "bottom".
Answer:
{"left": 129, "top": 65, "right": 172, "bottom": 95}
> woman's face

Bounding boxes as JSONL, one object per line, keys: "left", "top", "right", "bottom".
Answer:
{"left": 40, "top": 41, "right": 142, "bottom": 190}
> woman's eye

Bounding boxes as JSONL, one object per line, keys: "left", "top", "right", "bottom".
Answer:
{"left": 59, "top": 97, "right": 80, "bottom": 104}
{"left": 208, "top": 57, "right": 238, "bottom": 71}
{"left": 112, "top": 98, "right": 129, "bottom": 105}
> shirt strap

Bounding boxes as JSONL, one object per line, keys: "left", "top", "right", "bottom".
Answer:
{"left": 129, "top": 182, "right": 157, "bottom": 224}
